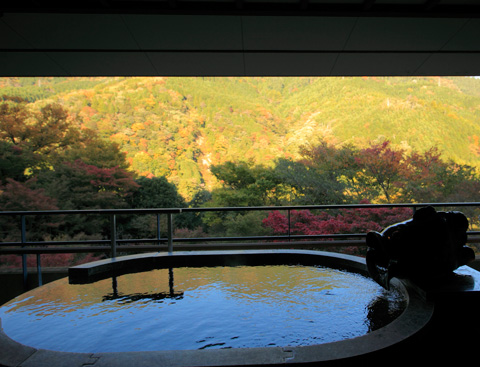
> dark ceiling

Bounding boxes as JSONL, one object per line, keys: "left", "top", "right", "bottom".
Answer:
{"left": 1, "top": 0, "right": 480, "bottom": 76}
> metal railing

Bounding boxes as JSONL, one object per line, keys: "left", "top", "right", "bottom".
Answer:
{"left": 1, "top": 202, "right": 480, "bottom": 289}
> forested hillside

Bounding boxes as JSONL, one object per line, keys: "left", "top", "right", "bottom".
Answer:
{"left": 2, "top": 76, "right": 480, "bottom": 266}
{"left": 2, "top": 76, "right": 480, "bottom": 201}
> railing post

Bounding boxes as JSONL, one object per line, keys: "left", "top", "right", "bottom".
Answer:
{"left": 167, "top": 213, "right": 173, "bottom": 254}
{"left": 288, "top": 209, "right": 291, "bottom": 241}
{"left": 157, "top": 213, "right": 161, "bottom": 247}
{"left": 36, "top": 254, "right": 42, "bottom": 287}
{"left": 110, "top": 214, "right": 117, "bottom": 258}
{"left": 21, "top": 215, "right": 28, "bottom": 290}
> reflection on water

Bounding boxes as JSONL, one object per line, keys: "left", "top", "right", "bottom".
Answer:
{"left": 103, "top": 269, "right": 184, "bottom": 303}
{"left": 0, "top": 265, "right": 406, "bottom": 353}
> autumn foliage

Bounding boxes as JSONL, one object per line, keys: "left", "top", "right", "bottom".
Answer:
{"left": 262, "top": 201, "right": 412, "bottom": 236}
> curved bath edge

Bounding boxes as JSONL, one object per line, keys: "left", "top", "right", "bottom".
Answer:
{"left": 0, "top": 250, "right": 434, "bottom": 367}
{"left": 68, "top": 249, "right": 370, "bottom": 284}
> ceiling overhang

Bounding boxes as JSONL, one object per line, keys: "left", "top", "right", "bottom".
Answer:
{"left": 1, "top": 1, "right": 480, "bottom": 77}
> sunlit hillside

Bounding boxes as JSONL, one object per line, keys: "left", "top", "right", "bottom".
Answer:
{"left": 1, "top": 76, "right": 480, "bottom": 200}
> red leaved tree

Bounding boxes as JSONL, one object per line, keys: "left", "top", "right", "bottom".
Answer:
{"left": 262, "top": 200, "right": 412, "bottom": 255}
{"left": 0, "top": 178, "right": 60, "bottom": 242}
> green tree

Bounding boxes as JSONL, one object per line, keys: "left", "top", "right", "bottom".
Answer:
{"left": 57, "top": 129, "right": 129, "bottom": 170}
{"left": 126, "top": 177, "right": 201, "bottom": 239}
{"left": 273, "top": 157, "right": 348, "bottom": 205}
{"left": 129, "top": 176, "right": 186, "bottom": 209}
{"left": 0, "top": 141, "right": 35, "bottom": 184}
{"left": 209, "top": 161, "right": 285, "bottom": 207}
{"left": 297, "top": 142, "right": 368, "bottom": 202}
{"left": 203, "top": 161, "right": 284, "bottom": 235}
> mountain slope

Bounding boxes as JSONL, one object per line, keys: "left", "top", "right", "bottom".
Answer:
{"left": 2, "top": 76, "right": 480, "bottom": 200}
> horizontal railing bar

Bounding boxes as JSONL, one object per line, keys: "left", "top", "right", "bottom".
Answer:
{"left": 1, "top": 202, "right": 480, "bottom": 217}
{"left": 0, "top": 208, "right": 183, "bottom": 216}
{"left": 0, "top": 235, "right": 347, "bottom": 246}
{"left": 0, "top": 246, "right": 113, "bottom": 254}
{"left": 3, "top": 231, "right": 480, "bottom": 248}
{"left": 170, "top": 233, "right": 368, "bottom": 242}
{"left": 0, "top": 238, "right": 169, "bottom": 247}
{"left": 3, "top": 236, "right": 480, "bottom": 255}
{"left": 0, "top": 240, "right": 111, "bottom": 247}
{"left": 175, "top": 232, "right": 480, "bottom": 243}
{"left": 176, "top": 241, "right": 367, "bottom": 249}
{"left": 181, "top": 202, "right": 480, "bottom": 212}
{"left": 0, "top": 234, "right": 372, "bottom": 247}
{"left": 0, "top": 237, "right": 480, "bottom": 254}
